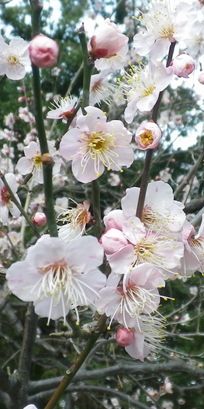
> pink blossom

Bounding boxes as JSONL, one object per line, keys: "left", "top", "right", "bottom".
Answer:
{"left": 124, "top": 315, "right": 165, "bottom": 361}
{"left": 47, "top": 95, "right": 77, "bottom": 123}
{"left": 89, "top": 19, "right": 128, "bottom": 71}
{"left": 32, "top": 212, "right": 47, "bottom": 227}
{"left": 116, "top": 327, "right": 134, "bottom": 347}
{"left": 29, "top": 34, "right": 59, "bottom": 68}
{"left": 97, "top": 264, "right": 164, "bottom": 328}
{"left": 135, "top": 121, "right": 161, "bottom": 150}
{"left": 6, "top": 235, "right": 105, "bottom": 323}
{"left": 102, "top": 213, "right": 184, "bottom": 277}
{"left": 59, "top": 106, "right": 134, "bottom": 183}
{"left": 170, "top": 54, "right": 195, "bottom": 78}
{"left": 0, "top": 173, "right": 20, "bottom": 225}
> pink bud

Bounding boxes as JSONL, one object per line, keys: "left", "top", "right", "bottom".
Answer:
{"left": 135, "top": 121, "right": 161, "bottom": 150}
{"left": 198, "top": 71, "right": 204, "bottom": 84}
{"left": 32, "top": 212, "right": 47, "bottom": 227}
{"left": 116, "top": 327, "right": 134, "bottom": 347}
{"left": 171, "top": 54, "right": 195, "bottom": 78}
{"left": 29, "top": 34, "right": 59, "bottom": 68}
{"left": 89, "top": 19, "right": 128, "bottom": 60}
{"left": 101, "top": 229, "right": 128, "bottom": 255}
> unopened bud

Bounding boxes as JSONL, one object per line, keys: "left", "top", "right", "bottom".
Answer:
{"left": 89, "top": 19, "right": 128, "bottom": 60}
{"left": 171, "top": 54, "right": 195, "bottom": 78}
{"left": 29, "top": 34, "right": 59, "bottom": 68}
{"left": 135, "top": 121, "right": 161, "bottom": 150}
{"left": 115, "top": 327, "right": 134, "bottom": 347}
{"left": 32, "top": 212, "right": 47, "bottom": 227}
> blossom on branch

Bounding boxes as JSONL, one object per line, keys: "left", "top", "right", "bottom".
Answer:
{"left": 57, "top": 200, "right": 91, "bottom": 243}
{"left": 121, "top": 63, "right": 172, "bottom": 123}
{"left": 6, "top": 235, "right": 105, "bottom": 324}
{"left": 0, "top": 173, "right": 20, "bottom": 225}
{"left": 0, "top": 36, "right": 30, "bottom": 80}
{"left": 59, "top": 106, "right": 134, "bottom": 183}
{"left": 89, "top": 19, "right": 129, "bottom": 71}
{"left": 29, "top": 34, "right": 59, "bottom": 68}
{"left": 47, "top": 95, "right": 78, "bottom": 123}
{"left": 135, "top": 121, "right": 161, "bottom": 150}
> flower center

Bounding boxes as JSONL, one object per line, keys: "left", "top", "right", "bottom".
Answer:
{"left": 114, "top": 283, "right": 159, "bottom": 328}
{"left": 134, "top": 239, "right": 156, "bottom": 264}
{"left": 159, "top": 25, "right": 174, "bottom": 40}
{"left": 80, "top": 130, "right": 118, "bottom": 175}
{"left": 33, "top": 154, "right": 43, "bottom": 167}
{"left": 60, "top": 108, "right": 76, "bottom": 120}
{"left": 142, "top": 85, "right": 156, "bottom": 96}
{"left": 87, "top": 131, "right": 115, "bottom": 154}
{"left": 139, "top": 130, "right": 154, "bottom": 146}
{"left": 0, "top": 186, "right": 11, "bottom": 205}
{"left": 7, "top": 55, "right": 20, "bottom": 65}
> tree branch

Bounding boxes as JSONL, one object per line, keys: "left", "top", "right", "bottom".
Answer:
{"left": 136, "top": 42, "right": 176, "bottom": 219}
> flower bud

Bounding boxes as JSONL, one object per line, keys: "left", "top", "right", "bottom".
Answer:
{"left": 29, "top": 34, "right": 59, "bottom": 68}
{"left": 89, "top": 19, "right": 128, "bottom": 60}
{"left": 115, "top": 327, "right": 134, "bottom": 347}
{"left": 135, "top": 121, "right": 161, "bottom": 150}
{"left": 198, "top": 71, "right": 204, "bottom": 84}
{"left": 32, "top": 212, "right": 47, "bottom": 227}
{"left": 171, "top": 54, "right": 195, "bottom": 78}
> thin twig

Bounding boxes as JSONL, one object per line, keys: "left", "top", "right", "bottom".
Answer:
{"left": 30, "top": 0, "right": 58, "bottom": 237}
{"left": 136, "top": 42, "right": 176, "bottom": 219}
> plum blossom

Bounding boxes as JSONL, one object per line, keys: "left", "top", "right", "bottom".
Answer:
{"left": 89, "top": 19, "right": 129, "bottom": 71}
{"left": 16, "top": 141, "right": 60, "bottom": 184}
{"left": 6, "top": 235, "right": 105, "bottom": 323}
{"left": 135, "top": 121, "right": 161, "bottom": 150}
{"left": 97, "top": 264, "right": 165, "bottom": 328}
{"left": 29, "top": 34, "right": 59, "bottom": 68}
{"left": 0, "top": 36, "right": 30, "bottom": 80}
{"left": 59, "top": 106, "right": 134, "bottom": 183}
{"left": 121, "top": 181, "right": 186, "bottom": 233}
{"left": 122, "top": 315, "right": 166, "bottom": 361}
{"left": 47, "top": 95, "right": 78, "bottom": 123}
{"left": 122, "top": 63, "right": 172, "bottom": 123}
{"left": 89, "top": 72, "right": 114, "bottom": 106}
{"left": 180, "top": 216, "right": 204, "bottom": 275}
{"left": 102, "top": 216, "right": 183, "bottom": 278}
{"left": 170, "top": 54, "right": 195, "bottom": 78}
{"left": 57, "top": 201, "right": 91, "bottom": 243}
{"left": 133, "top": 0, "right": 180, "bottom": 61}
{"left": 0, "top": 173, "right": 21, "bottom": 225}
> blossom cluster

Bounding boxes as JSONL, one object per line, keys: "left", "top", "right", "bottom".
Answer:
{"left": 1, "top": 0, "right": 204, "bottom": 365}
